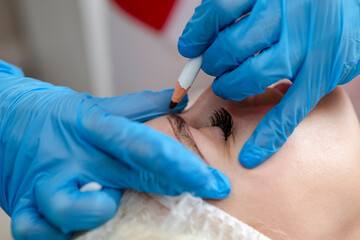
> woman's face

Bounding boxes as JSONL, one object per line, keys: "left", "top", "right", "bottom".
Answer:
{"left": 145, "top": 84, "right": 360, "bottom": 240}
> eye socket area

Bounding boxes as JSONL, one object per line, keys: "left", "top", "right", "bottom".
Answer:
{"left": 145, "top": 110, "right": 236, "bottom": 167}
{"left": 167, "top": 109, "right": 234, "bottom": 159}
{"left": 209, "top": 108, "right": 234, "bottom": 141}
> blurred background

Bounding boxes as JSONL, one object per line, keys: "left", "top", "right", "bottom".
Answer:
{"left": 0, "top": 0, "right": 211, "bottom": 97}
{"left": 1, "top": 0, "right": 359, "bottom": 239}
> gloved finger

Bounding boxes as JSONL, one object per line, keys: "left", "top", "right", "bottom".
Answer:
{"left": 89, "top": 89, "right": 188, "bottom": 122}
{"left": 80, "top": 111, "right": 231, "bottom": 197}
{"left": 0, "top": 59, "right": 25, "bottom": 77}
{"left": 178, "top": 0, "right": 256, "bottom": 58}
{"left": 212, "top": 44, "right": 290, "bottom": 101}
{"left": 238, "top": 77, "right": 315, "bottom": 168}
{"left": 11, "top": 208, "right": 70, "bottom": 240}
{"left": 99, "top": 160, "right": 231, "bottom": 199}
{"left": 202, "top": 3, "right": 281, "bottom": 77}
{"left": 35, "top": 178, "right": 121, "bottom": 233}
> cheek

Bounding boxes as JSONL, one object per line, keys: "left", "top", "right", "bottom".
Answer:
{"left": 188, "top": 127, "right": 230, "bottom": 170}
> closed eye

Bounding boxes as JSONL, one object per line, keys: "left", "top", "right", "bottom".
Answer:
{"left": 209, "top": 108, "right": 233, "bottom": 141}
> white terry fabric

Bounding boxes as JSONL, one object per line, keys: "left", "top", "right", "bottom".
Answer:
{"left": 74, "top": 190, "right": 271, "bottom": 240}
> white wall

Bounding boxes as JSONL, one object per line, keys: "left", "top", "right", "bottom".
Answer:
{"left": 12, "top": 0, "right": 211, "bottom": 100}
{"left": 107, "top": 0, "right": 211, "bottom": 103}
{"left": 15, "top": 0, "right": 92, "bottom": 93}
{"left": 0, "top": 0, "right": 25, "bottom": 67}
{"left": 109, "top": 0, "right": 212, "bottom": 105}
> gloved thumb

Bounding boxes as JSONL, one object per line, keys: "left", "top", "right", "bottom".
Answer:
{"left": 0, "top": 59, "right": 24, "bottom": 77}
{"left": 11, "top": 207, "right": 70, "bottom": 240}
{"left": 89, "top": 89, "right": 188, "bottom": 122}
{"left": 35, "top": 178, "right": 121, "bottom": 233}
{"left": 178, "top": 0, "right": 256, "bottom": 58}
{"left": 239, "top": 79, "right": 317, "bottom": 168}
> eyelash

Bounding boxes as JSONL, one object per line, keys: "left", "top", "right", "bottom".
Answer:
{"left": 209, "top": 108, "right": 233, "bottom": 141}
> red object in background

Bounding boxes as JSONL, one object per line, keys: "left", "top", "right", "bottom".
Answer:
{"left": 112, "top": 0, "right": 177, "bottom": 31}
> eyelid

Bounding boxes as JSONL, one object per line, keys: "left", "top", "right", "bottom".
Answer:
{"left": 209, "top": 108, "right": 234, "bottom": 141}
{"left": 167, "top": 114, "right": 206, "bottom": 161}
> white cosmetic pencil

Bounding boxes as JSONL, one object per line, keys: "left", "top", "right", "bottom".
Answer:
{"left": 169, "top": 55, "right": 203, "bottom": 109}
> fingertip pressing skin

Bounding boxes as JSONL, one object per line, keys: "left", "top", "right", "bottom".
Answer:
{"left": 206, "top": 167, "right": 232, "bottom": 199}
{"left": 191, "top": 166, "right": 232, "bottom": 199}
{"left": 238, "top": 144, "right": 267, "bottom": 169}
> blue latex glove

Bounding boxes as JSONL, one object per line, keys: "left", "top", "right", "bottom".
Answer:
{"left": 179, "top": 0, "right": 360, "bottom": 168}
{"left": 0, "top": 60, "right": 231, "bottom": 240}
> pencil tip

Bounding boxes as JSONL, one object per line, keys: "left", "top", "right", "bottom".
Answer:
{"left": 169, "top": 101, "right": 178, "bottom": 109}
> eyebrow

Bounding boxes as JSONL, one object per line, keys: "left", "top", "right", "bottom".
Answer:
{"left": 167, "top": 114, "right": 206, "bottom": 162}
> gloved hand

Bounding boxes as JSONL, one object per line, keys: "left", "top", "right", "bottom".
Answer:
{"left": 178, "top": 0, "right": 360, "bottom": 168}
{"left": 0, "top": 60, "right": 231, "bottom": 240}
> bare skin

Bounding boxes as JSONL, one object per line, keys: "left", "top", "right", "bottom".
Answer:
{"left": 146, "top": 84, "right": 360, "bottom": 240}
